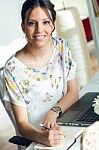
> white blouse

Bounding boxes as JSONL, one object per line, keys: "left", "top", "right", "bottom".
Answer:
{"left": 3, "top": 37, "right": 76, "bottom": 128}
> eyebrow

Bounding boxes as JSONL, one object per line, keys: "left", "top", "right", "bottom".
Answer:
{"left": 28, "top": 18, "right": 50, "bottom": 21}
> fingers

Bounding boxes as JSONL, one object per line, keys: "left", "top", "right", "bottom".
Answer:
{"left": 40, "top": 126, "right": 64, "bottom": 147}
{"left": 48, "top": 129, "right": 64, "bottom": 146}
{"left": 50, "top": 122, "right": 58, "bottom": 129}
{"left": 42, "top": 122, "right": 58, "bottom": 131}
{"left": 49, "top": 139, "right": 63, "bottom": 146}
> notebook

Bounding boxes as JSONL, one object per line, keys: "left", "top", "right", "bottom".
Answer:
{"left": 57, "top": 92, "right": 99, "bottom": 127}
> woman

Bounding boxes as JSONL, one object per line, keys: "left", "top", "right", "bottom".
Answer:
{"left": 3, "top": 0, "right": 79, "bottom": 147}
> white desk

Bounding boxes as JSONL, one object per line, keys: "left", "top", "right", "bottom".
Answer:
{"left": 26, "top": 72, "right": 99, "bottom": 150}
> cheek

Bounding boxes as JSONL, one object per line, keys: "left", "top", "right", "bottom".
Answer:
{"left": 47, "top": 25, "right": 54, "bottom": 34}
{"left": 26, "top": 28, "right": 34, "bottom": 36}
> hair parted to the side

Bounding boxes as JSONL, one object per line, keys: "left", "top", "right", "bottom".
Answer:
{"left": 21, "top": 0, "right": 56, "bottom": 26}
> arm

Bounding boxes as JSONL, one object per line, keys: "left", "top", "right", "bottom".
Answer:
{"left": 43, "top": 39, "right": 79, "bottom": 128}
{"left": 3, "top": 59, "right": 64, "bottom": 146}
{"left": 43, "top": 78, "right": 79, "bottom": 128}
{"left": 56, "top": 78, "right": 79, "bottom": 113}
{"left": 11, "top": 104, "right": 64, "bottom": 147}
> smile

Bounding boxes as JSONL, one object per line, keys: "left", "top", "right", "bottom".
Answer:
{"left": 33, "top": 35, "right": 46, "bottom": 40}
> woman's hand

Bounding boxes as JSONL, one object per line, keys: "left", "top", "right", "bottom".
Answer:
{"left": 43, "top": 110, "right": 59, "bottom": 129}
{"left": 38, "top": 125, "right": 64, "bottom": 147}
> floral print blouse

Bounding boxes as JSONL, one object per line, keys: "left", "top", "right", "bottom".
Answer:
{"left": 3, "top": 37, "right": 76, "bottom": 128}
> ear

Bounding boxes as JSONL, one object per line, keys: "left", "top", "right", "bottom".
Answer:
{"left": 52, "top": 24, "right": 55, "bottom": 32}
{"left": 21, "top": 23, "right": 25, "bottom": 33}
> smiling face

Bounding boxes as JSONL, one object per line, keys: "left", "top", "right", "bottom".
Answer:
{"left": 22, "top": 6, "right": 54, "bottom": 48}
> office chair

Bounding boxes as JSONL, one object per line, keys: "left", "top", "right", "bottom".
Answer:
{"left": 9, "top": 136, "right": 32, "bottom": 147}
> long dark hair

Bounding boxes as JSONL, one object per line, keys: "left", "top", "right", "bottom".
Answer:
{"left": 21, "top": 0, "right": 56, "bottom": 29}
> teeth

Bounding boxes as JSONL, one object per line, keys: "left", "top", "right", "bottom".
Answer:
{"left": 33, "top": 35, "right": 45, "bottom": 40}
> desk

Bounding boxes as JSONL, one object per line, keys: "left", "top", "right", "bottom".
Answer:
{"left": 26, "top": 72, "right": 99, "bottom": 150}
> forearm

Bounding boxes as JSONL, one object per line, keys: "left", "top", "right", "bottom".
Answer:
{"left": 57, "top": 89, "right": 79, "bottom": 113}
{"left": 17, "top": 121, "right": 43, "bottom": 143}
{"left": 57, "top": 79, "right": 79, "bottom": 114}
{"left": 47, "top": 86, "right": 79, "bottom": 121}
{"left": 17, "top": 121, "right": 64, "bottom": 147}
{"left": 43, "top": 89, "right": 79, "bottom": 129}
{"left": 11, "top": 104, "right": 44, "bottom": 143}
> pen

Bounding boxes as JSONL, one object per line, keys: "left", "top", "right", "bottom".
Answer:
{"left": 40, "top": 123, "right": 66, "bottom": 138}
{"left": 39, "top": 123, "right": 51, "bottom": 130}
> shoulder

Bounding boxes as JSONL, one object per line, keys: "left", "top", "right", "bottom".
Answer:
{"left": 53, "top": 37, "right": 70, "bottom": 59}
{"left": 4, "top": 55, "right": 18, "bottom": 74}
{"left": 5, "top": 55, "right": 15, "bottom": 66}
{"left": 53, "top": 37, "right": 68, "bottom": 45}
{"left": 53, "top": 37, "right": 70, "bottom": 52}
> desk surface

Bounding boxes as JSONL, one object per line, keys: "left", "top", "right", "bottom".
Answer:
{"left": 26, "top": 72, "right": 99, "bottom": 150}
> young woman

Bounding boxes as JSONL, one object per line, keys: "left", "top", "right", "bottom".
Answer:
{"left": 3, "top": 0, "right": 79, "bottom": 147}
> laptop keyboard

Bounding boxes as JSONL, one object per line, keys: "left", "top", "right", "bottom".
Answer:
{"left": 77, "top": 106, "right": 99, "bottom": 122}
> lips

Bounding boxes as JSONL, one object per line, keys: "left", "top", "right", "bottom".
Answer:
{"left": 32, "top": 35, "right": 46, "bottom": 40}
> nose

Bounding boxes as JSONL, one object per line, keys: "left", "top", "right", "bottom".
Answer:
{"left": 36, "top": 22, "right": 43, "bottom": 33}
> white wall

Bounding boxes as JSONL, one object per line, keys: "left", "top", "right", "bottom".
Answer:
{"left": 51, "top": 0, "right": 89, "bottom": 17}
{"left": 64, "top": 0, "right": 89, "bottom": 16}
{"left": 0, "top": 0, "right": 89, "bottom": 46}
{"left": 0, "top": 0, "right": 24, "bottom": 46}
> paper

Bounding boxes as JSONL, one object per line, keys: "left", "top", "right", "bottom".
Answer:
{"left": 33, "top": 136, "right": 73, "bottom": 150}
{"left": 26, "top": 126, "right": 85, "bottom": 150}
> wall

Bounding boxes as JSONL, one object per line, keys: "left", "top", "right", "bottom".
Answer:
{"left": 64, "top": 0, "right": 89, "bottom": 16}
{"left": 0, "top": 0, "right": 89, "bottom": 46}
{"left": 0, "top": 0, "right": 24, "bottom": 46}
{"left": 51, "top": 0, "right": 89, "bottom": 17}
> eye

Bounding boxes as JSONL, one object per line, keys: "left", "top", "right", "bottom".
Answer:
{"left": 43, "top": 20, "right": 50, "bottom": 25}
{"left": 27, "top": 21, "right": 36, "bottom": 27}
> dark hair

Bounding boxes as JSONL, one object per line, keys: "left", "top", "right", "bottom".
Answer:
{"left": 21, "top": 0, "right": 56, "bottom": 25}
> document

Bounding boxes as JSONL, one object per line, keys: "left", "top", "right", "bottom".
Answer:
{"left": 26, "top": 126, "right": 85, "bottom": 150}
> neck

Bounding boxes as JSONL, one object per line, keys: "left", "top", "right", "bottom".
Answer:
{"left": 24, "top": 39, "right": 53, "bottom": 58}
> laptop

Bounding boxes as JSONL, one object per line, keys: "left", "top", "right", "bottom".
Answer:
{"left": 57, "top": 92, "right": 99, "bottom": 127}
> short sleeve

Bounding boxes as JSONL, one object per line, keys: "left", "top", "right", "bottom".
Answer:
{"left": 3, "top": 66, "right": 27, "bottom": 108}
{"left": 61, "top": 39, "right": 76, "bottom": 81}
{"left": 66, "top": 49, "right": 76, "bottom": 81}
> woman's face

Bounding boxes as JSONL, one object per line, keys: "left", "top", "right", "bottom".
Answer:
{"left": 22, "top": 6, "right": 54, "bottom": 48}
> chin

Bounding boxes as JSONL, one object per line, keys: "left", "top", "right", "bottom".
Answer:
{"left": 34, "top": 40, "right": 49, "bottom": 47}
